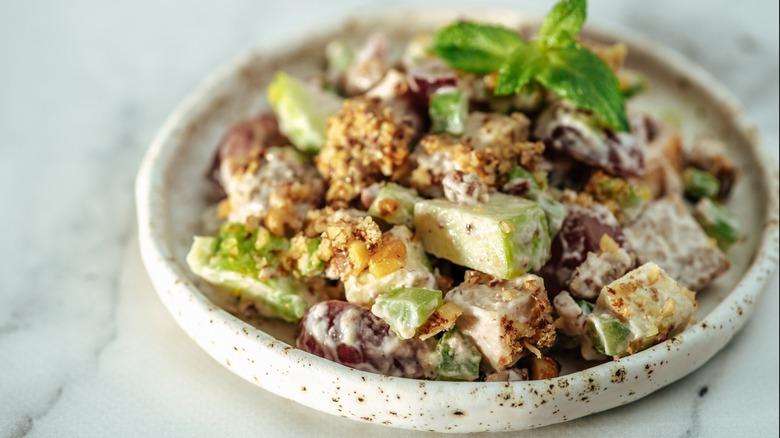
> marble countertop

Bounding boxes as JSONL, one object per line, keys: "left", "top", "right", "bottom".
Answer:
{"left": 1, "top": 0, "right": 777, "bottom": 436}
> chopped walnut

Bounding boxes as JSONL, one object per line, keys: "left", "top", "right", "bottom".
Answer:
{"left": 416, "top": 302, "right": 462, "bottom": 340}
{"left": 316, "top": 97, "right": 415, "bottom": 205}
{"left": 529, "top": 354, "right": 561, "bottom": 380}
{"left": 303, "top": 208, "right": 383, "bottom": 279}
{"left": 408, "top": 111, "right": 543, "bottom": 196}
{"left": 220, "top": 146, "right": 324, "bottom": 236}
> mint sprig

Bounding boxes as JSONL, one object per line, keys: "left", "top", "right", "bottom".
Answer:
{"left": 431, "top": 0, "right": 629, "bottom": 132}
{"left": 431, "top": 21, "right": 525, "bottom": 74}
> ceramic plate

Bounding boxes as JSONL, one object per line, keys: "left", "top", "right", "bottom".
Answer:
{"left": 135, "top": 8, "right": 779, "bottom": 433}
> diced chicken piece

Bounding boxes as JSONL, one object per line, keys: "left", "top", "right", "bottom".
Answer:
{"left": 317, "top": 96, "right": 415, "bottom": 205}
{"left": 587, "top": 262, "right": 697, "bottom": 357}
{"left": 444, "top": 271, "right": 556, "bottom": 372}
{"left": 219, "top": 145, "right": 324, "bottom": 236}
{"left": 629, "top": 115, "right": 685, "bottom": 198}
{"left": 409, "top": 111, "right": 543, "bottom": 196}
{"left": 687, "top": 133, "right": 737, "bottom": 199}
{"left": 344, "top": 226, "right": 437, "bottom": 306}
{"left": 568, "top": 235, "right": 635, "bottom": 300}
{"left": 624, "top": 195, "right": 730, "bottom": 291}
{"left": 534, "top": 100, "right": 646, "bottom": 178}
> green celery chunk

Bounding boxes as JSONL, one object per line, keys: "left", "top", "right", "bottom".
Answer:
{"left": 209, "top": 223, "right": 288, "bottom": 273}
{"left": 588, "top": 315, "right": 632, "bottom": 356}
{"left": 186, "top": 224, "right": 311, "bottom": 323}
{"left": 371, "top": 287, "right": 442, "bottom": 339}
{"left": 434, "top": 328, "right": 482, "bottom": 381}
{"left": 367, "top": 183, "right": 423, "bottom": 227}
{"left": 296, "top": 237, "right": 325, "bottom": 277}
{"left": 695, "top": 198, "right": 739, "bottom": 249}
{"left": 429, "top": 87, "right": 468, "bottom": 136}
{"left": 414, "top": 193, "right": 551, "bottom": 279}
{"left": 683, "top": 167, "right": 720, "bottom": 200}
{"left": 267, "top": 72, "right": 343, "bottom": 153}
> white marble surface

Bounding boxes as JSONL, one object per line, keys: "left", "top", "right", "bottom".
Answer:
{"left": 1, "top": 0, "right": 777, "bottom": 436}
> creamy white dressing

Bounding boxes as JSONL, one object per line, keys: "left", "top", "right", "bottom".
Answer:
{"left": 591, "top": 262, "right": 696, "bottom": 355}
{"left": 344, "top": 226, "right": 436, "bottom": 305}
{"left": 463, "top": 111, "right": 529, "bottom": 151}
{"left": 569, "top": 246, "right": 634, "bottom": 300}
{"left": 553, "top": 291, "right": 587, "bottom": 336}
{"left": 534, "top": 101, "right": 645, "bottom": 176}
{"left": 442, "top": 171, "right": 489, "bottom": 205}
{"left": 223, "top": 147, "right": 323, "bottom": 223}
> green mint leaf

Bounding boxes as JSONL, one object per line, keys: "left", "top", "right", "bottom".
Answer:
{"left": 536, "top": 41, "right": 630, "bottom": 131}
{"left": 431, "top": 21, "right": 525, "bottom": 74}
{"left": 538, "top": 0, "right": 587, "bottom": 47}
{"left": 433, "top": 0, "right": 629, "bottom": 132}
{"left": 494, "top": 44, "right": 545, "bottom": 95}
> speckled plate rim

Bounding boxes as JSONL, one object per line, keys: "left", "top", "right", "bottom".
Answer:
{"left": 135, "top": 7, "right": 780, "bottom": 433}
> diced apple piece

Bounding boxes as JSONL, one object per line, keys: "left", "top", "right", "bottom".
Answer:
{"left": 587, "top": 262, "right": 697, "bottom": 357}
{"left": 414, "top": 193, "right": 551, "bottom": 279}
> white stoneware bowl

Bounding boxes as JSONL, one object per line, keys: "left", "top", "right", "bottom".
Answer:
{"left": 135, "top": 8, "right": 779, "bottom": 433}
